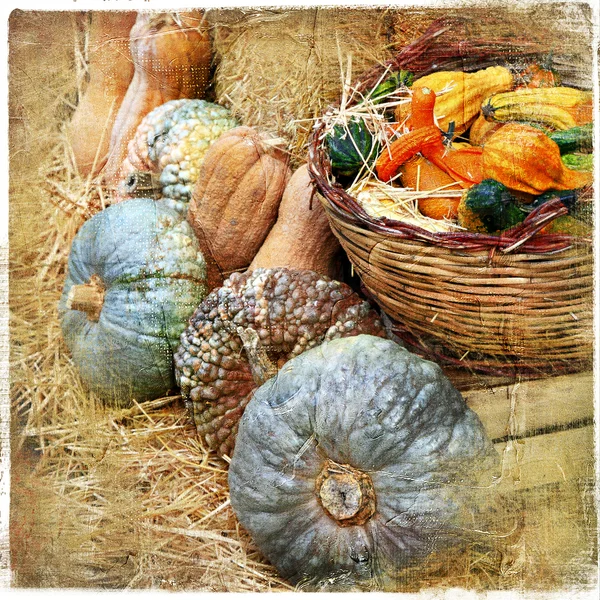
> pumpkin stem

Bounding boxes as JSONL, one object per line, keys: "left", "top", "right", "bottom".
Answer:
{"left": 236, "top": 327, "right": 278, "bottom": 385}
{"left": 316, "top": 459, "right": 376, "bottom": 527}
{"left": 120, "top": 170, "right": 163, "bottom": 199}
{"left": 66, "top": 274, "right": 105, "bottom": 322}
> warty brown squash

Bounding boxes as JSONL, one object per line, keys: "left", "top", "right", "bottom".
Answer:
{"left": 174, "top": 269, "right": 385, "bottom": 457}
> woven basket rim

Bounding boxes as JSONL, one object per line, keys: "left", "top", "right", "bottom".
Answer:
{"left": 307, "top": 17, "right": 594, "bottom": 256}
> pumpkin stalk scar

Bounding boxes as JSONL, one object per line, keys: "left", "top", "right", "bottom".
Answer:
{"left": 316, "top": 459, "right": 376, "bottom": 527}
{"left": 237, "top": 326, "right": 279, "bottom": 385}
{"left": 66, "top": 274, "right": 106, "bottom": 322}
{"left": 120, "top": 170, "right": 162, "bottom": 198}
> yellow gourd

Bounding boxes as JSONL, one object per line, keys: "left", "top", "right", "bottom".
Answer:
{"left": 395, "top": 66, "right": 514, "bottom": 134}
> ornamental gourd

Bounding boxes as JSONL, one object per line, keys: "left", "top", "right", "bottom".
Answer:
{"left": 59, "top": 198, "right": 207, "bottom": 406}
{"left": 103, "top": 11, "right": 212, "bottom": 184}
{"left": 229, "top": 335, "right": 499, "bottom": 590}
{"left": 482, "top": 123, "right": 593, "bottom": 194}
{"left": 394, "top": 66, "right": 514, "bottom": 135}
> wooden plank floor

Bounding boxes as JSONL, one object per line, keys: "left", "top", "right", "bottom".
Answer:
{"left": 462, "top": 371, "right": 595, "bottom": 490}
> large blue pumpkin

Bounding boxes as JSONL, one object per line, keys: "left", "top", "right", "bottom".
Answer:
{"left": 58, "top": 198, "right": 207, "bottom": 406}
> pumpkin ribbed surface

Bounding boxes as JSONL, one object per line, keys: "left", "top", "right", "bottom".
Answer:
{"left": 229, "top": 335, "right": 499, "bottom": 590}
{"left": 58, "top": 198, "right": 207, "bottom": 406}
{"left": 187, "top": 126, "right": 292, "bottom": 288}
{"left": 174, "top": 268, "right": 385, "bottom": 457}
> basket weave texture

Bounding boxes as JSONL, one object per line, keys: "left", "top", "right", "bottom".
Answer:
{"left": 308, "top": 18, "right": 594, "bottom": 374}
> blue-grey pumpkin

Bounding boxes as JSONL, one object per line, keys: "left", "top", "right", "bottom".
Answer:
{"left": 58, "top": 198, "right": 207, "bottom": 406}
{"left": 228, "top": 335, "right": 499, "bottom": 591}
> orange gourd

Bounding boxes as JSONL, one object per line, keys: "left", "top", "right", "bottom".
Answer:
{"left": 102, "top": 11, "right": 212, "bottom": 185}
{"left": 377, "top": 88, "right": 483, "bottom": 186}
{"left": 468, "top": 112, "right": 504, "bottom": 146}
{"left": 482, "top": 123, "right": 593, "bottom": 195}
{"left": 398, "top": 156, "right": 463, "bottom": 220}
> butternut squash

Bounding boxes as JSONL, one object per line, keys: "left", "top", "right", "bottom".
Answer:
{"left": 66, "top": 11, "right": 137, "bottom": 177}
{"left": 250, "top": 164, "right": 342, "bottom": 279}
{"left": 102, "top": 11, "right": 212, "bottom": 185}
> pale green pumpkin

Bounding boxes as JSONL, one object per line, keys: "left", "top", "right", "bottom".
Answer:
{"left": 229, "top": 335, "right": 499, "bottom": 590}
{"left": 58, "top": 198, "right": 207, "bottom": 406}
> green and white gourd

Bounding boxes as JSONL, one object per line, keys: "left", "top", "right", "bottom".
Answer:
{"left": 58, "top": 198, "right": 207, "bottom": 406}
{"left": 120, "top": 99, "right": 238, "bottom": 214}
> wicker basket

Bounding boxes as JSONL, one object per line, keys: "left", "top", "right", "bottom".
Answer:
{"left": 308, "top": 18, "right": 594, "bottom": 375}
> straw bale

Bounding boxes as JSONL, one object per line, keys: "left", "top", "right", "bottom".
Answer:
{"left": 389, "top": 2, "right": 594, "bottom": 87}
{"left": 7, "top": 6, "right": 598, "bottom": 593}
{"left": 207, "top": 7, "right": 393, "bottom": 167}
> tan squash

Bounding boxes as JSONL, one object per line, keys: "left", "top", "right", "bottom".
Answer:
{"left": 66, "top": 11, "right": 137, "bottom": 177}
{"left": 250, "top": 164, "right": 342, "bottom": 279}
{"left": 102, "top": 11, "right": 212, "bottom": 185}
{"left": 187, "top": 126, "right": 292, "bottom": 290}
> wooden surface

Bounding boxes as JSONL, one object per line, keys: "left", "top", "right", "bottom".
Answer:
{"left": 463, "top": 371, "right": 595, "bottom": 491}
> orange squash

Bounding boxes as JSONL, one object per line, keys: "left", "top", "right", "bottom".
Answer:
{"left": 468, "top": 112, "right": 504, "bottom": 146}
{"left": 482, "top": 123, "right": 593, "bottom": 195}
{"left": 378, "top": 88, "right": 483, "bottom": 187}
{"left": 187, "top": 127, "right": 292, "bottom": 290}
{"left": 66, "top": 11, "right": 137, "bottom": 177}
{"left": 102, "top": 11, "right": 212, "bottom": 185}
{"left": 250, "top": 164, "right": 342, "bottom": 279}
{"left": 398, "top": 156, "right": 463, "bottom": 220}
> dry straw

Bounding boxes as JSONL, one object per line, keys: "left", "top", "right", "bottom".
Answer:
{"left": 8, "top": 7, "right": 597, "bottom": 592}
{"left": 207, "top": 7, "right": 393, "bottom": 168}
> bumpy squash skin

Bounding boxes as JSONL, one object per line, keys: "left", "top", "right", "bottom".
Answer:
{"left": 58, "top": 198, "right": 207, "bottom": 406}
{"left": 229, "top": 335, "right": 498, "bottom": 590}
{"left": 116, "top": 99, "right": 239, "bottom": 211}
{"left": 187, "top": 126, "right": 292, "bottom": 289}
{"left": 174, "top": 269, "right": 385, "bottom": 457}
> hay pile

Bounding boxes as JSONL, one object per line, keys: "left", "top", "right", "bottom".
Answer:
{"left": 8, "top": 7, "right": 597, "bottom": 593}
{"left": 207, "top": 7, "right": 393, "bottom": 167}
